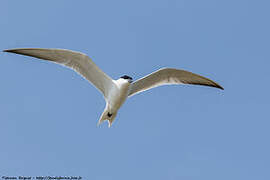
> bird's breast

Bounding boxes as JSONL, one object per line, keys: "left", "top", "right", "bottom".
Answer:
{"left": 107, "top": 79, "right": 130, "bottom": 112}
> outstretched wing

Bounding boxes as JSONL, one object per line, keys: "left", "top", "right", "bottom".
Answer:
{"left": 128, "top": 68, "right": 223, "bottom": 97}
{"left": 4, "top": 48, "right": 115, "bottom": 98}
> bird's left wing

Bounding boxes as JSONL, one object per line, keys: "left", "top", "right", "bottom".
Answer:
{"left": 4, "top": 48, "right": 116, "bottom": 98}
{"left": 128, "top": 68, "right": 223, "bottom": 97}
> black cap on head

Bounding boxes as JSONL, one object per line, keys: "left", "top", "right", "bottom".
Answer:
{"left": 120, "top": 75, "right": 133, "bottom": 82}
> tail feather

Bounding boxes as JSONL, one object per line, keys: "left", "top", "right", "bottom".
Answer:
{"left": 98, "top": 109, "right": 108, "bottom": 126}
{"left": 98, "top": 107, "right": 117, "bottom": 127}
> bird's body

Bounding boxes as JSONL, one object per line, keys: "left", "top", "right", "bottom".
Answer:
{"left": 3, "top": 48, "right": 223, "bottom": 127}
{"left": 102, "top": 78, "right": 131, "bottom": 126}
{"left": 109, "top": 78, "right": 131, "bottom": 112}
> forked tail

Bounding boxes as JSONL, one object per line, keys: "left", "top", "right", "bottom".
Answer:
{"left": 98, "top": 106, "right": 117, "bottom": 127}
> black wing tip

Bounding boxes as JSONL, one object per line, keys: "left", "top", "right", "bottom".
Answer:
{"left": 209, "top": 82, "right": 224, "bottom": 90}
{"left": 3, "top": 49, "right": 16, "bottom": 53}
{"left": 216, "top": 84, "right": 224, "bottom": 90}
{"left": 192, "top": 82, "right": 224, "bottom": 90}
{"left": 3, "top": 49, "right": 27, "bottom": 55}
{"left": 3, "top": 48, "right": 33, "bottom": 53}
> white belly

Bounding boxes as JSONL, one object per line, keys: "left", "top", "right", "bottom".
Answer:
{"left": 107, "top": 79, "right": 130, "bottom": 112}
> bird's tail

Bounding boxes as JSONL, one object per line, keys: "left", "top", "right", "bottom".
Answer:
{"left": 97, "top": 106, "right": 117, "bottom": 127}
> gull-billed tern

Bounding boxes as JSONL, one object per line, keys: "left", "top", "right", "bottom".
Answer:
{"left": 4, "top": 48, "right": 223, "bottom": 127}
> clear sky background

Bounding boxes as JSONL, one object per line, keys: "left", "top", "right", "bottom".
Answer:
{"left": 0, "top": 0, "right": 269, "bottom": 179}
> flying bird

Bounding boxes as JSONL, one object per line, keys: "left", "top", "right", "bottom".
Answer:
{"left": 3, "top": 48, "right": 223, "bottom": 127}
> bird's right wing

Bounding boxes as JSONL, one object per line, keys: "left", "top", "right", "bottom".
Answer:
{"left": 128, "top": 68, "right": 223, "bottom": 97}
{"left": 4, "top": 48, "right": 115, "bottom": 98}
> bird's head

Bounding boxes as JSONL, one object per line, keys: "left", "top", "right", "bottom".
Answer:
{"left": 120, "top": 75, "right": 133, "bottom": 83}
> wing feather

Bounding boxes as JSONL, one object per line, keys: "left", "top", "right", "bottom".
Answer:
{"left": 4, "top": 48, "right": 115, "bottom": 98}
{"left": 128, "top": 68, "right": 223, "bottom": 97}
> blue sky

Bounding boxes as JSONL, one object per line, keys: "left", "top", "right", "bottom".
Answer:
{"left": 0, "top": 0, "right": 269, "bottom": 179}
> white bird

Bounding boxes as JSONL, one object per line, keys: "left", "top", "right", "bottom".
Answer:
{"left": 3, "top": 48, "right": 224, "bottom": 127}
